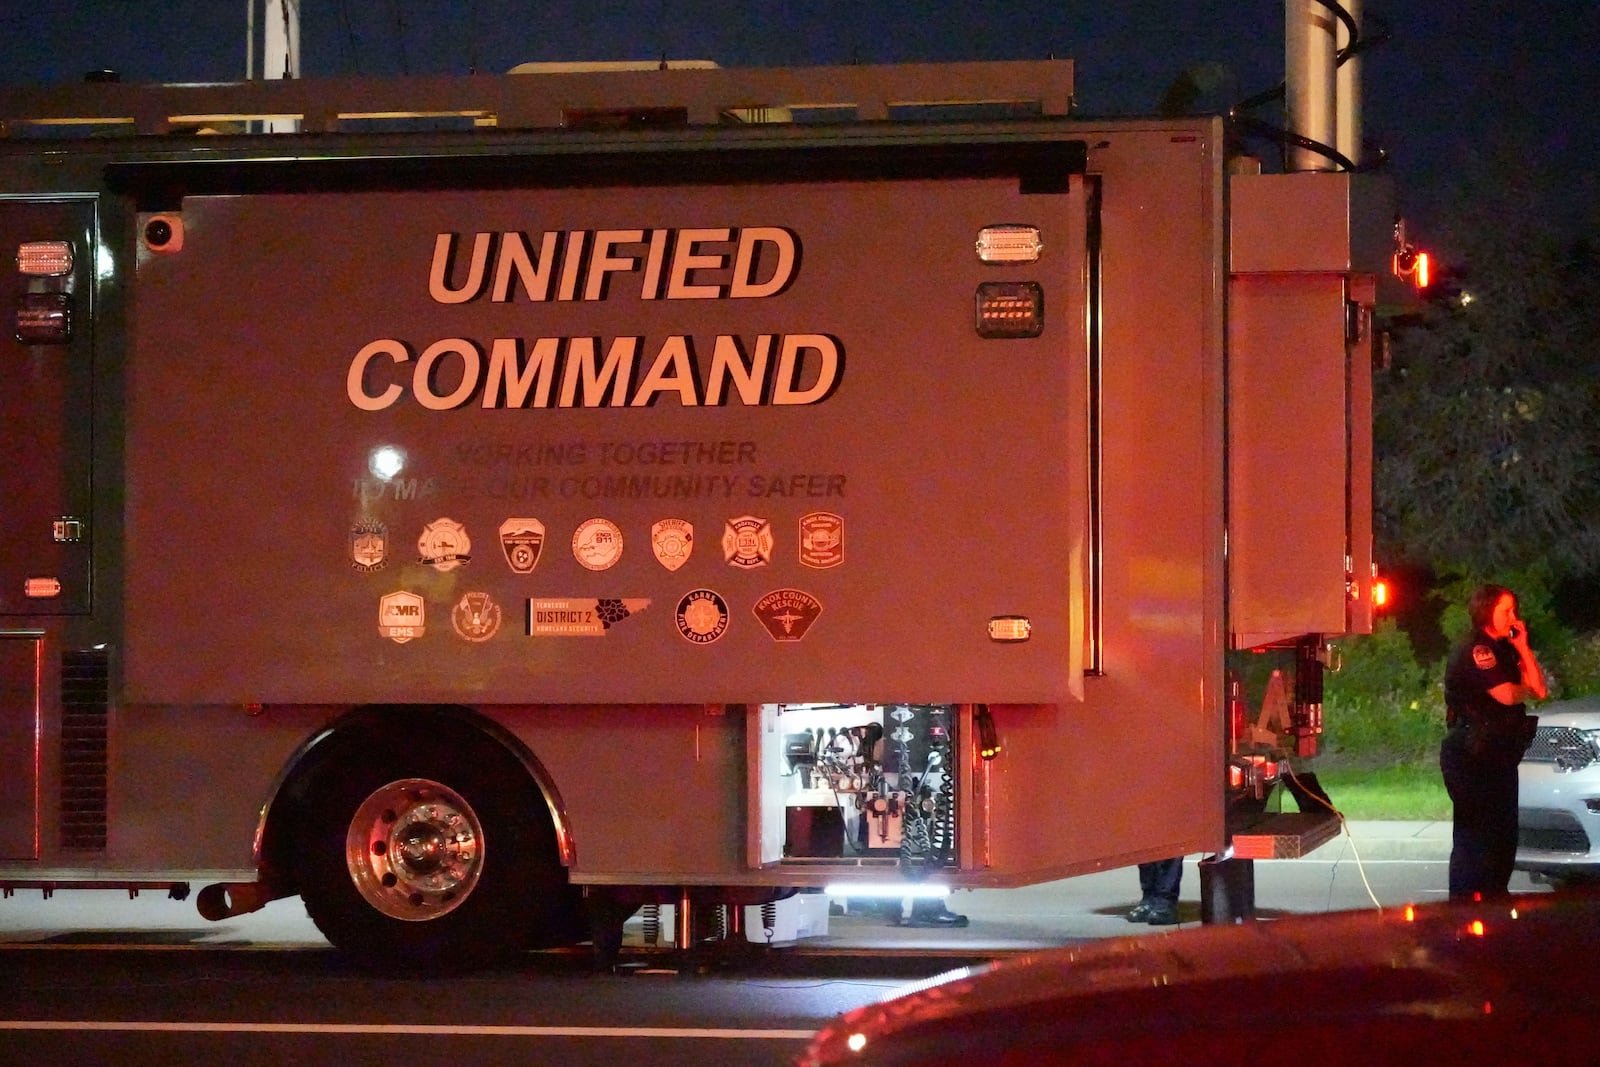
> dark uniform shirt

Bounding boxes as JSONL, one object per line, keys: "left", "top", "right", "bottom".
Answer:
{"left": 1444, "top": 629, "right": 1535, "bottom": 756}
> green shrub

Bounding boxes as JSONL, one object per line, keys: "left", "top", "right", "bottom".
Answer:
{"left": 1553, "top": 630, "right": 1600, "bottom": 697}
{"left": 1321, "top": 619, "right": 1444, "bottom": 764}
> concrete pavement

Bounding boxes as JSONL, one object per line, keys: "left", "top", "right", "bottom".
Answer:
{"left": 791, "top": 819, "right": 1476, "bottom": 955}
{"left": 1, "top": 820, "right": 1506, "bottom": 958}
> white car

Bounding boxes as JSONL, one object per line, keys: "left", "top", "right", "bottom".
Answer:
{"left": 1517, "top": 696, "right": 1600, "bottom": 886}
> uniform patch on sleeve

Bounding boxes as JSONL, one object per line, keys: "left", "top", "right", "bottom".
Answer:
{"left": 1472, "top": 644, "right": 1498, "bottom": 670}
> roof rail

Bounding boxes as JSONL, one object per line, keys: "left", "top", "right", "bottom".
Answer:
{"left": 0, "top": 60, "right": 1074, "bottom": 138}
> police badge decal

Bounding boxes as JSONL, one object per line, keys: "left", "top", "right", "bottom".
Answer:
{"left": 651, "top": 518, "right": 694, "bottom": 571}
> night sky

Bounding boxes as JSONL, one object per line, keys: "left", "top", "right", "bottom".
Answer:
{"left": 2, "top": 2, "right": 1596, "bottom": 243}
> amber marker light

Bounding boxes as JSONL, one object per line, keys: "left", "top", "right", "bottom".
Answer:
{"left": 17, "top": 240, "right": 73, "bottom": 276}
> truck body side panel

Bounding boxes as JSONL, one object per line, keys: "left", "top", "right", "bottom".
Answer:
{"left": 121, "top": 165, "right": 1086, "bottom": 707}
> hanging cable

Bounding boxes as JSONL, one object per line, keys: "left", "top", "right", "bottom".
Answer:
{"left": 1227, "top": 2, "right": 1394, "bottom": 173}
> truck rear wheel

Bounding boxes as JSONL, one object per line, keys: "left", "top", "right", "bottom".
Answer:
{"left": 294, "top": 734, "right": 563, "bottom": 968}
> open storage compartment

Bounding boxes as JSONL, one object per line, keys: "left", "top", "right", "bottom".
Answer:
{"left": 751, "top": 703, "right": 959, "bottom": 875}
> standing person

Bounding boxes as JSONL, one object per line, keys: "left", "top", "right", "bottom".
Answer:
{"left": 1441, "top": 583, "right": 1547, "bottom": 901}
{"left": 1126, "top": 857, "right": 1182, "bottom": 925}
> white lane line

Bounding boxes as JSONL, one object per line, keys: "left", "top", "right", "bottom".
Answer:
{"left": 0, "top": 1020, "right": 816, "bottom": 1040}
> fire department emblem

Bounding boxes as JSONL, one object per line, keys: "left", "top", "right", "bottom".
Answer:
{"left": 498, "top": 518, "right": 545, "bottom": 574}
{"left": 1472, "top": 644, "right": 1497, "bottom": 670}
{"left": 350, "top": 520, "right": 388, "bottom": 572}
{"left": 675, "top": 589, "right": 730, "bottom": 644}
{"left": 753, "top": 588, "right": 823, "bottom": 641}
{"left": 451, "top": 591, "right": 503, "bottom": 642}
{"left": 378, "top": 590, "right": 425, "bottom": 643}
{"left": 799, "top": 511, "right": 843, "bottom": 569}
{"left": 721, "top": 516, "right": 773, "bottom": 568}
{"left": 417, "top": 518, "right": 471, "bottom": 572}
{"left": 651, "top": 518, "right": 694, "bottom": 571}
{"left": 573, "top": 518, "right": 624, "bottom": 571}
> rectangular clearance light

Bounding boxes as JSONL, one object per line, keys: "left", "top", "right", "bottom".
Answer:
{"left": 15, "top": 292, "right": 72, "bottom": 343}
{"left": 975, "top": 282, "right": 1043, "bottom": 339}
{"left": 17, "top": 241, "right": 73, "bottom": 276}
{"left": 976, "top": 225, "right": 1042, "bottom": 264}
{"left": 988, "top": 616, "right": 1032, "bottom": 642}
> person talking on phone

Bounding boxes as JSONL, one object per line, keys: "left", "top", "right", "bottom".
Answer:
{"left": 1441, "top": 583, "right": 1547, "bottom": 901}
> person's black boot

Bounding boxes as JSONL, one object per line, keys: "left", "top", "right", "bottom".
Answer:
{"left": 902, "top": 898, "right": 969, "bottom": 927}
{"left": 1144, "top": 900, "right": 1180, "bottom": 926}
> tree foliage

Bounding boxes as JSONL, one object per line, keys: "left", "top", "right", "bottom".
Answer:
{"left": 1376, "top": 166, "right": 1600, "bottom": 581}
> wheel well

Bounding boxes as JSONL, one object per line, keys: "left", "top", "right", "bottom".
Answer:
{"left": 260, "top": 704, "right": 572, "bottom": 894}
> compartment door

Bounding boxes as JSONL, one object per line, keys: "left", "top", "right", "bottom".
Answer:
{"left": 0, "top": 198, "right": 95, "bottom": 616}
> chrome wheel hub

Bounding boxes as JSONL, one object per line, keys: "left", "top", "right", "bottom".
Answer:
{"left": 343, "top": 778, "right": 484, "bottom": 921}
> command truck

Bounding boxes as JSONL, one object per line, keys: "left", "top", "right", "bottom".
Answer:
{"left": 0, "top": 29, "right": 1395, "bottom": 966}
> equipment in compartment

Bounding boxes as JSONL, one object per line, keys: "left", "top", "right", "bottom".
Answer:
{"left": 777, "top": 703, "right": 955, "bottom": 866}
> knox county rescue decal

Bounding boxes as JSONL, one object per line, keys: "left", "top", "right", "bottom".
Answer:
{"left": 753, "top": 588, "right": 822, "bottom": 641}
{"left": 346, "top": 227, "right": 844, "bottom": 412}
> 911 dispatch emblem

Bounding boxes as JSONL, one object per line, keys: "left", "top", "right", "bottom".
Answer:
{"left": 676, "top": 589, "right": 730, "bottom": 644}
{"left": 799, "top": 511, "right": 842, "bottom": 568}
{"left": 753, "top": 588, "right": 822, "bottom": 641}
{"left": 722, "top": 516, "right": 773, "bottom": 568}
{"left": 573, "top": 518, "right": 624, "bottom": 571}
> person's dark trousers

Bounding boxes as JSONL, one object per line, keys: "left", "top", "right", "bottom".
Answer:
{"left": 1440, "top": 726, "right": 1520, "bottom": 901}
{"left": 1138, "top": 857, "right": 1183, "bottom": 905}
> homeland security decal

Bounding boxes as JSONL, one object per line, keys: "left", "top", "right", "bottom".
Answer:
{"left": 528, "top": 598, "right": 650, "bottom": 636}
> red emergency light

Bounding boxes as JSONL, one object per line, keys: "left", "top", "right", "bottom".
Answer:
{"left": 1391, "top": 219, "right": 1432, "bottom": 291}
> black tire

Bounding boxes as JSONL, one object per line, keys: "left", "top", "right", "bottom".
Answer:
{"left": 294, "top": 729, "right": 564, "bottom": 970}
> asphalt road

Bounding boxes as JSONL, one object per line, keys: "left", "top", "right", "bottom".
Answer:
{"left": 0, "top": 825, "right": 1553, "bottom": 1067}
